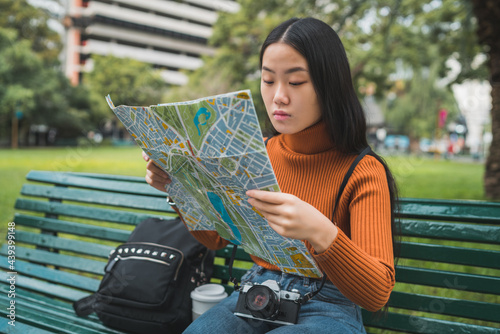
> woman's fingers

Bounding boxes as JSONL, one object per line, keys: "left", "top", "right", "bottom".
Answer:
{"left": 144, "top": 155, "right": 171, "bottom": 193}
{"left": 145, "top": 175, "right": 168, "bottom": 192}
{"left": 146, "top": 159, "right": 169, "bottom": 178}
{"left": 246, "top": 189, "right": 284, "bottom": 204}
{"left": 247, "top": 197, "right": 282, "bottom": 216}
{"left": 145, "top": 171, "right": 169, "bottom": 192}
{"left": 247, "top": 190, "right": 295, "bottom": 218}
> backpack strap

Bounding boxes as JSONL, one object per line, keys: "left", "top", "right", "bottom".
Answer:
{"left": 298, "top": 146, "right": 371, "bottom": 303}
{"left": 332, "top": 146, "right": 372, "bottom": 218}
{"left": 73, "top": 293, "right": 97, "bottom": 317}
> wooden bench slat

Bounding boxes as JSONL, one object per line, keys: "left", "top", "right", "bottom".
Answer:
{"left": 0, "top": 271, "right": 89, "bottom": 302}
{"left": 14, "top": 214, "right": 131, "bottom": 242}
{"left": 0, "top": 284, "right": 123, "bottom": 334}
{"left": 0, "top": 292, "right": 120, "bottom": 334}
{"left": 400, "top": 220, "right": 500, "bottom": 244}
{"left": 396, "top": 266, "right": 500, "bottom": 295}
{"left": 15, "top": 230, "right": 113, "bottom": 258}
{"left": 0, "top": 284, "right": 100, "bottom": 322}
{"left": 400, "top": 241, "right": 500, "bottom": 269}
{"left": 21, "top": 184, "right": 174, "bottom": 213}
{"left": 71, "top": 172, "right": 146, "bottom": 183}
{"left": 15, "top": 199, "right": 166, "bottom": 225}
{"left": 399, "top": 198, "right": 500, "bottom": 224}
{"left": 0, "top": 311, "right": 101, "bottom": 334}
{"left": 389, "top": 291, "right": 500, "bottom": 323}
{"left": 26, "top": 170, "right": 164, "bottom": 197}
{"left": 0, "top": 245, "right": 105, "bottom": 275}
{"left": 0, "top": 257, "right": 100, "bottom": 292}
{"left": 362, "top": 310, "right": 500, "bottom": 334}
{"left": 0, "top": 318, "right": 57, "bottom": 334}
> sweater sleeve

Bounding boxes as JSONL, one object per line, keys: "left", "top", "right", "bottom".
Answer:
{"left": 311, "top": 157, "right": 395, "bottom": 312}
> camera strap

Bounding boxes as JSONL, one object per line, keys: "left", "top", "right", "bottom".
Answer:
{"left": 228, "top": 146, "right": 372, "bottom": 303}
{"left": 228, "top": 244, "right": 241, "bottom": 291}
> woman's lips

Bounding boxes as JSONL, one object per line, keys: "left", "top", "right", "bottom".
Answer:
{"left": 273, "top": 110, "right": 290, "bottom": 121}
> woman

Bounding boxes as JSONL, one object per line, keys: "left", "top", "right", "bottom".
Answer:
{"left": 144, "top": 17, "right": 398, "bottom": 333}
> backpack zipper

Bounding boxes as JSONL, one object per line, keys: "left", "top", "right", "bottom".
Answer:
{"left": 108, "top": 242, "right": 184, "bottom": 280}
{"left": 116, "top": 255, "right": 171, "bottom": 266}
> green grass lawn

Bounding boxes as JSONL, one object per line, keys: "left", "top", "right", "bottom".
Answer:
{"left": 0, "top": 146, "right": 487, "bottom": 235}
{"left": 0, "top": 145, "right": 147, "bottom": 232}
{"left": 386, "top": 155, "right": 486, "bottom": 200}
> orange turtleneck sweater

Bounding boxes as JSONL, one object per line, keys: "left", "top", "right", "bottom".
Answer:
{"left": 189, "top": 121, "right": 395, "bottom": 312}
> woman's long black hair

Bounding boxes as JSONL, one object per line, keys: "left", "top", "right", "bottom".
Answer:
{"left": 259, "top": 17, "right": 400, "bottom": 261}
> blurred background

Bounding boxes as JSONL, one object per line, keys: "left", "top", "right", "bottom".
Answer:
{"left": 0, "top": 0, "right": 498, "bottom": 201}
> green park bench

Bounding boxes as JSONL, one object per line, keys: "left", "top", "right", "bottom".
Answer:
{"left": 1, "top": 170, "right": 499, "bottom": 333}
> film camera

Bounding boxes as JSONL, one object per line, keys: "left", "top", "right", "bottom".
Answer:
{"left": 234, "top": 279, "right": 301, "bottom": 326}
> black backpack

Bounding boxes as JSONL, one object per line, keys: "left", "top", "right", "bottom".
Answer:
{"left": 74, "top": 217, "right": 215, "bottom": 334}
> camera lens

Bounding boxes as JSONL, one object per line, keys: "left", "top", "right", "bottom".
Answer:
{"left": 245, "top": 285, "right": 279, "bottom": 320}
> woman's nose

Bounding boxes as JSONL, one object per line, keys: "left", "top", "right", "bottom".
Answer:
{"left": 273, "top": 84, "right": 289, "bottom": 105}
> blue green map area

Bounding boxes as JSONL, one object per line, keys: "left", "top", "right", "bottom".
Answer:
{"left": 108, "top": 90, "right": 322, "bottom": 278}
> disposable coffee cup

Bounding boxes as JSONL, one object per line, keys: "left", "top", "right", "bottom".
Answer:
{"left": 190, "top": 284, "right": 228, "bottom": 320}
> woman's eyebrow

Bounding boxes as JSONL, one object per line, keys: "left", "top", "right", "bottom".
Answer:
{"left": 262, "top": 66, "right": 308, "bottom": 74}
{"left": 285, "top": 67, "right": 308, "bottom": 74}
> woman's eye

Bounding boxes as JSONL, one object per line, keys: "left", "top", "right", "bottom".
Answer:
{"left": 290, "top": 82, "right": 305, "bottom": 86}
{"left": 263, "top": 80, "right": 274, "bottom": 85}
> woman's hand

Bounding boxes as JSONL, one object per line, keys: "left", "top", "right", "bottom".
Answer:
{"left": 142, "top": 151, "right": 171, "bottom": 193}
{"left": 246, "top": 189, "right": 338, "bottom": 253}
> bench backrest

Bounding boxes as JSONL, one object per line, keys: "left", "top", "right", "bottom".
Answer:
{"left": 378, "top": 198, "right": 500, "bottom": 333}
{"left": 3, "top": 170, "right": 500, "bottom": 334}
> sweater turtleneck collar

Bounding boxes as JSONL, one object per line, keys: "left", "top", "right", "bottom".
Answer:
{"left": 280, "top": 120, "right": 334, "bottom": 155}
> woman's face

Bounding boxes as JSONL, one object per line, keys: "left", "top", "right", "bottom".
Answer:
{"left": 261, "top": 42, "right": 322, "bottom": 135}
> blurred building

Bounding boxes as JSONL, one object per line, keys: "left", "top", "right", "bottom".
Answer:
{"left": 62, "top": 0, "right": 239, "bottom": 86}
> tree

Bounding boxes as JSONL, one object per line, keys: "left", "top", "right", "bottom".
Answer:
{"left": 174, "top": 1, "right": 486, "bottom": 128}
{"left": 384, "top": 61, "right": 458, "bottom": 140}
{"left": 471, "top": 0, "right": 500, "bottom": 199}
{"left": 0, "top": 28, "right": 41, "bottom": 145}
{"left": 0, "top": 0, "right": 62, "bottom": 65}
{"left": 84, "top": 55, "right": 167, "bottom": 135}
{"left": 0, "top": 0, "right": 98, "bottom": 146}
{"left": 0, "top": 26, "right": 95, "bottom": 145}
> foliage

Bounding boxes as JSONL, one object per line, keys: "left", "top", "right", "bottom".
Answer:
{"left": 0, "top": 0, "right": 171, "bottom": 144}
{"left": 0, "top": 28, "right": 38, "bottom": 115}
{"left": 171, "top": 0, "right": 487, "bottom": 136}
{"left": 0, "top": 0, "right": 98, "bottom": 144}
{"left": 84, "top": 55, "right": 168, "bottom": 127}
{"left": 0, "top": 0, "right": 62, "bottom": 65}
{"left": 0, "top": 0, "right": 492, "bottom": 150}
{"left": 0, "top": 27, "right": 94, "bottom": 143}
{"left": 384, "top": 61, "right": 458, "bottom": 139}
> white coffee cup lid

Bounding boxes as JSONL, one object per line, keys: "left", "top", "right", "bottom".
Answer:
{"left": 191, "top": 284, "right": 227, "bottom": 302}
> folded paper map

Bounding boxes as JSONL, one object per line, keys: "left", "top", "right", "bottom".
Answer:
{"left": 107, "top": 90, "right": 321, "bottom": 278}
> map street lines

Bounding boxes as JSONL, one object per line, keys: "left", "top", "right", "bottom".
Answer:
{"left": 108, "top": 90, "right": 322, "bottom": 278}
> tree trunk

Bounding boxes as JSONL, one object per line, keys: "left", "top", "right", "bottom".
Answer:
{"left": 484, "top": 67, "right": 500, "bottom": 199}
{"left": 471, "top": 0, "right": 500, "bottom": 199}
